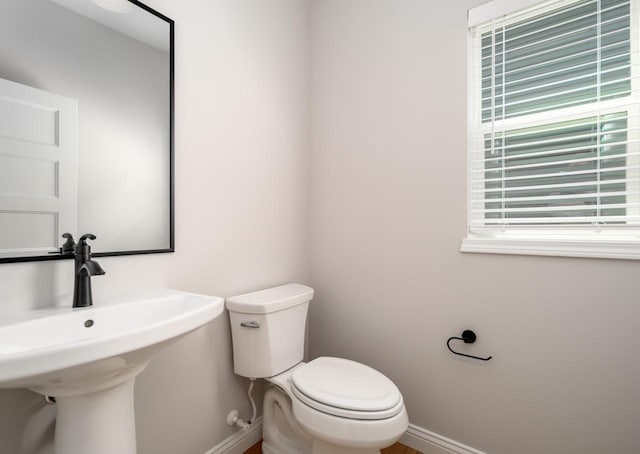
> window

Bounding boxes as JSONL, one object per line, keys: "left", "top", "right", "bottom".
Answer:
{"left": 463, "top": 0, "right": 640, "bottom": 259}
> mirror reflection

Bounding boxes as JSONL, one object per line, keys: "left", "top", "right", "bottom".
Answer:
{"left": 0, "top": 0, "right": 173, "bottom": 261}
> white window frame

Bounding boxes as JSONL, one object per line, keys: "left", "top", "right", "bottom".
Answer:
{"left": 462, "top": 0, "right": 640, "bottom": 259}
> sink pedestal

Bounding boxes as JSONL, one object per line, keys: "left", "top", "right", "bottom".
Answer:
{"left": 55, "top": 378, "right": 137, "bottom": 454}
{"left": 27, "top": 354, "right": 151, "bottom": 454}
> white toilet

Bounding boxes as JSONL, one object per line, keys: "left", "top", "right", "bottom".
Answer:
{"left": 227, "top": 283, "right": 408, "bottom": 454}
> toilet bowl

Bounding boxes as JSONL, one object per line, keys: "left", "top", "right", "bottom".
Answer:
{"left": 227, "top": 284, "right": 409, "bottom": 454}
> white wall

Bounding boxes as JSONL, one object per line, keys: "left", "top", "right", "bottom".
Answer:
{"left": 0, "top": 0, "right": 309, "bottom": 453}
{"left": 308, "top": 1, "right": 640, "bottom": 454}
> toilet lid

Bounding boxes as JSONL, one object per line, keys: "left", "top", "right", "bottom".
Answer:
{"left": 291, "top": 357, "right": 402, "bottom": 415}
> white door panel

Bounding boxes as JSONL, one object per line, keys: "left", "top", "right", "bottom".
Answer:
{"left": 0, "top": 78, "right": 77, "bottom": 257}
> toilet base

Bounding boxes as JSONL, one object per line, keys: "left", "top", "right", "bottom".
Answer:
{"left": 263, "top": 386, "right": 311, "bottom": 454}
{"left": 263, "top": 386, "right": 392, "bottom": 454}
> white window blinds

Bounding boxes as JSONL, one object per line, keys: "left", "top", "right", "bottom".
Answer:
{"left": 467, "top": 0, "right": 640, "bottom": 237}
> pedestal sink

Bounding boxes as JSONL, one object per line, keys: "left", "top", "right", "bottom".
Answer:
{"left": 0, "top": 289, "right": 224, "bottom": 454}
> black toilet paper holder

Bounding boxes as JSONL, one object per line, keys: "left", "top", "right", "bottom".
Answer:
{"left": 446, "top": 330, "right": 492, "bottom": 361}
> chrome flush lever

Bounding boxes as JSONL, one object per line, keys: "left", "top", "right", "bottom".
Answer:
{"left": 240, "top": 321, "right": 260, "bottom": 329}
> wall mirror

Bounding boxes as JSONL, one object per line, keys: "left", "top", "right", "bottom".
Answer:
{"left": 0, "top": 0, "right": 174, "bottom": 263}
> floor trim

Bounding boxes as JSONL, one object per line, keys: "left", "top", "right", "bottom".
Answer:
{"left": 204, "top": 419, "right": 485, "bottom": 454}
{"left": 204, "top": 417, "right": 263, "bottom": 454}
{"left": 400, "top": 424, "right": 486, "bottom": 454}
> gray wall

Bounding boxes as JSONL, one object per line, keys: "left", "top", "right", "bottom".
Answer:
{"left": 0, "top": 0, "right": 309, "bottom": 453}
{"left": 308, "top": 1, "right": 640, "bottom": 454}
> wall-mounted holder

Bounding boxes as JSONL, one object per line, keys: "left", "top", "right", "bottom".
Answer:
{"left": 447, "top": 330, "right": 492, "bottom": 361}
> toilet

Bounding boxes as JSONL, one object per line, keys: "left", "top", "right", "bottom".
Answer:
{"left": 227, "top": 284, "right": 408, "bottom": 454}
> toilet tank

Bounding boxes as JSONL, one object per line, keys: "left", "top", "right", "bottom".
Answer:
{"left": 226, "top": 283, "right": 314, "bottom": 379}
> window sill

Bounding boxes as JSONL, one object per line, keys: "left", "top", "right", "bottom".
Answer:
{"left": 461, "top": 236, "right": 640, "bottom": 260}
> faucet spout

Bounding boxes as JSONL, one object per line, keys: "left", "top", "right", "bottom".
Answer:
{"left": 79, "top": 260, "right": 106, "bottom": 276}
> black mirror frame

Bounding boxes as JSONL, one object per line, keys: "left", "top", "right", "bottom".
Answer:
{"left": 0, "top": 0, "right": 175, "bottom": 264}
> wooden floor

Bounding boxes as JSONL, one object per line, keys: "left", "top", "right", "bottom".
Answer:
{"left": 244, "top": 442, "right": 262, "bottom": 454}
{"left": 244, "top": 441, "right": 421, "bottom": 454}
{"left": 381, "top": 443, "right": 421, "bottom": 454}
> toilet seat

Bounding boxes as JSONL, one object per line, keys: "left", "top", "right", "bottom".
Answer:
{"left": 291, "top": 384, "right": 405, "bottom": 420}
{"left": 291, "top": 357, "right": 403, "bottom": 420}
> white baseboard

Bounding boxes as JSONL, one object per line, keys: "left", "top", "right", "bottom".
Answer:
{"left": 400, "top": 424, "right": 486, "bottom": 454}
{"left": 204, "top": 417, "right": 263, "bottom": 454}
{"left": 204, "top": 419, "right": 483, "bottom": 454}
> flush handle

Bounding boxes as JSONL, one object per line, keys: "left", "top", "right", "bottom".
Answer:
{"left": 240, "top": 320, "right": 260, "bottom": 329}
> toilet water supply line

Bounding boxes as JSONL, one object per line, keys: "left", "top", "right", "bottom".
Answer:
{"left": 227, "top": 378, "right": 257, "bottom": 430}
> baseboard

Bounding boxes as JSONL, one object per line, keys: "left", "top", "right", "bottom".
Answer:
{"left": 400, "top": 423, "right": 486, "bottom": 454}
{"left": 204, "top": 419, "right": 483, "bottom": 454}
{"left": 204, "top": 417, "right": 263, "bottom": 454}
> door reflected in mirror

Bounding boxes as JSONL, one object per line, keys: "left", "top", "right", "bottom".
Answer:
{"left": 0, "top": 0, "right": 174, "bottom": 262}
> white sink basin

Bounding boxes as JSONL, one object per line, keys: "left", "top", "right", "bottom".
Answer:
{"left": 0, "top": 289, "right": 224, "bottom": 454}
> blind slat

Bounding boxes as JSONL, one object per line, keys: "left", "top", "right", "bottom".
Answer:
{"left": 473, "top": 139, "right": 633, "bottom": 164}
{"left": 472, "top": 177, "right": 637, "bottom": 195}
{"left": 474, "top": 203, "right": 640, "bottom": 215}
{"left": 472, "top": 215, "right": 640, "bottom": 225}
{"left": 471, "top": 152, "right": 639, "bottom": 173}
{"left": 479, "top": 164, "right": 634, "bottom": 184}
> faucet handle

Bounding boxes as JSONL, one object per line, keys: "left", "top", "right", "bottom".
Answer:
{"left": 60, "top": 233, "right": 76, "bottom": 254}
{"left": 76, "top": 234, "right": 98, "bottom": 255}
{"left": 78, "top": 234, "right": 97, "bottom": 243}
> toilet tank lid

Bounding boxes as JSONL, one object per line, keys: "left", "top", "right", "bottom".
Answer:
{"left": 226, "top": 283, "right": 314, "bottom": 314}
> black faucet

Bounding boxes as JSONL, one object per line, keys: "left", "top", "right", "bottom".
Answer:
{"left": 61, "top": 233, "right": 106, "bottom": 308}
